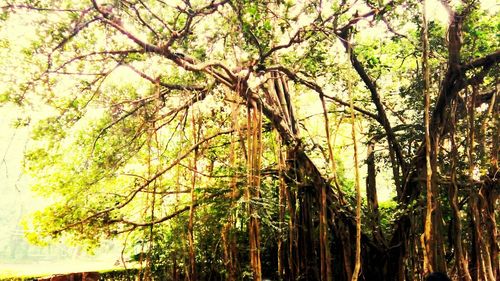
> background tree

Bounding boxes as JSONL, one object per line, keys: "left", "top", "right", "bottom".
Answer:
{"left": 0, "top": 0, "right": 498, "bottom": 280}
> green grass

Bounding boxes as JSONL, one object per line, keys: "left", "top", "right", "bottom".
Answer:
{"left": 0, "top": 260, "right": 142, "bottom": 281}
{"left": 0, "top": 272, "right": 38, "bottom": 281}
{"left": 0, "top": 260, "right": 117, "bottom": 280}
{"left": 0, "top": 268, "right": 142, "bottom": 281}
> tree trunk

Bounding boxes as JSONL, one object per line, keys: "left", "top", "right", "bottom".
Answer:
{"left": 188, "top": 110, "right": 199, "bottom": 281}
{"left": 470, "top": 193, "right": 488, "bottom": 281}
{"left": 478, "top": 188, "right": 496, "bottom": 281}
{"left": 480, "top": 186, "right": 499, "bottom": 281}
{"left": 277, "top": 137, "right": 286, "bottom": 281}
{"left": 285, "top": 177, "right": 299, "bottom": 281}
{"left": 366, "top": 138, "right": 384, "bottom": 246}
{"left": 449, "top": 102, "right": 472, "bottom": 281}
{"left": 247, "top": 105, "right": 262, "bottom": 281}
{"left": 285, "top": 148, "right": 319, "bottom": 281}
{"left": 319, "top": 92, "right": 333, "bottom": 281}
{"left": 348, "top": 66, "right": 362, "bottom": 281}
{"left": 422, "top": 0, "right": 437, "bottom": 273}
{"left": 222, "top": 96, "right": 241, "bottom": 281}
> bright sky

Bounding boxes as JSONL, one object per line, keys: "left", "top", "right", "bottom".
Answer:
{"left": 0, "top": 106, "right": 31, "bottom": 219}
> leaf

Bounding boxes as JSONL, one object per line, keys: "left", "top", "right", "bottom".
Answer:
{"left": 263, "top": 20, "right": 272, "bottom": 31}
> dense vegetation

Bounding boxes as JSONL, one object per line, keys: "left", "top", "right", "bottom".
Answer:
{"left": 1, "top": 0, "right": 498, "bottom": 280}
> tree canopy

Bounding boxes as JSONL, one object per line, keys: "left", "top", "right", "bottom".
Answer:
{"left": 0, "top": 0, "right": 498, "bottom": 280}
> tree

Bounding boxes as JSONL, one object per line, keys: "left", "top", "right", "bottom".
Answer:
{"left": 1, "top": 0, "right": 498, "bottom": 280}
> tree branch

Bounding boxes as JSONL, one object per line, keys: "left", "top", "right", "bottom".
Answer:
{"left": 123, "top": 63, "right": 206, "bottom": 91}
{"left": 267, "top": 65, "right": 380, "bottom": 122}
{"left": 53, "top": 129, "right": 237, "bottom": 234}
{"left": 336, "top": 33, "right": 406, "bottom": 174}
{"left": 461, "top": 50, "right": 500, "bottom": 71}
{"left": 115, "top": 191, "right": 231, "bottom": 227}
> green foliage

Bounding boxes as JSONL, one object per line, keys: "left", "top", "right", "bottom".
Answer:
{"left": 462, "top": 9, "right": 500, "bottom": 58}
{"left": 1, "top": 0, "right": 498, "bottom": 279}
{"left": 378, "top": 200, "right": 400, "bottom": 234}
{"left": 99, "top": 268, "right": 141, "bottom": 281}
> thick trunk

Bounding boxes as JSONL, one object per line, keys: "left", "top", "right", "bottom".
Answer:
{"left": 387, "top": 208, "right": 412, "bottom": 281}
{"left": 264, "top": 77, "right": 385, "bottom": 280}
{"left": 285, "top": 146, "right": 388, "bottom": 281}
{"left": 285, "top": 148, "right": 320, "bottom": 281}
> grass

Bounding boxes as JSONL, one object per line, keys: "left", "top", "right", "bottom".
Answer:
{"left": 0, "top": 259, "right": 125, "bottom": 279}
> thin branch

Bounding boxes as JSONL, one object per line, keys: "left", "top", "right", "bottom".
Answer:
{"left": 123, "top": 63, "right": 206, "bottom": 91}
{"left": 336, "top": 0, "right": 396, "bottom": 34}
{"left": 50, "top": 18, "right": 100, "bottom": 57}
{"left": 95, "top": 15, "right": 163, "bottom": 53}
{"left": 336, "top": 32, "right": 406, "bottom": 173}
{"left": 2, "top": 4, "right": 83, "bottom": 12}
{"left": 51, "top": 50, "right": 144, "bottom": 73}
{"left": 126, "top": 1, "right": 160, "bottom": 38}
{"left": 115, "top": 191, "right": 229, "bottom": 227}
{"left": 132, "top": 0, "right": 171, "bottom": 32}
{"left": 89, "top": 4, "right": 236, "bottom": 88}
{"left": 261, "top": 27, "right": 305, "bottom": 61}
{"left": 54, "top": 129, "right": 236, "bottom": 234}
